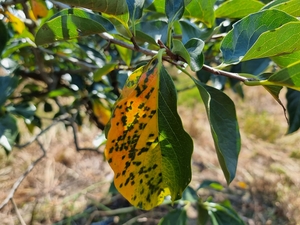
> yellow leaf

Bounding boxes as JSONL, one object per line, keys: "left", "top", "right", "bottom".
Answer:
{"left": 92, "top": 99, "right": 111, "bottom": 126}
{"left": 30, "top": 0, "right": 48, "bottom": 18}
{"left": 5, "top": 11, "right": 25, "bottom": 34}
{"left": 105, "top": 66, "right": 171, "bottom": 210}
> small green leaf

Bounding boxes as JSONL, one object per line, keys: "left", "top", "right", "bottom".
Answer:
{"left": 0, "top": 114, "right": 18, "bottom": 152}
{"left": 48, "top": 87, "right": 74, "bottom": 97}
{"left": 126, "top": 0, "right": 145, "bottom": 20}
{"left": 179, "top": 20, "right": 214, "bottom": 43}
{"left": 135, "top": 20, "right": 168, "bottom": 44}
{"left": 172, "top": 39, "right": 190, "bottom": 64}
{"left": 115, "top": 44, "right": 132, "bottom": 66}
{"left": 56, "top": 0, "right": 128, "bottom": 15}
{"left": 35, "top": 8, "right": 115, "bottom": 45}
{"left": 286, "top": 89, "right": 300, "bottom": 134}
{"left": 262, "top": 0, "right": 300, "bottom": 17}
{"left": 184, "top": 0, "right": 216, "bottom": 28}
{"left": 221, "top": 9, "right": 297, "bottom": 64}
{"left": 93, "top": 63, "right": 118, "bottom": 82}
{"left": 184, "top": 38, "right": 205, "bottom": 72}
{"left": 215, "top": 0, "right": 264, "bottom": 19}
{"left": 193, "top": 79, "right": 240, "bottom": 184}
{"left": 198, "top": 180, "right": 223, "bottom": 191}
{"left": 159, "top": 208, "right": 187, "bottom": 225}
{"left": 0, "top": 74, "right": 18, "bottom": 107}
{"left": 165, "top": 0, "right": 185, "bottom": 22}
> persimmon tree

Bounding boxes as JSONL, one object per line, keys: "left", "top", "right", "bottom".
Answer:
{"left": 1, "top": 0, "right": 300, "bottom": 224}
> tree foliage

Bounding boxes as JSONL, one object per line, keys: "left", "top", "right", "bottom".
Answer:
{"left": 1, "top": 0, "right": 300, "bottom": 224}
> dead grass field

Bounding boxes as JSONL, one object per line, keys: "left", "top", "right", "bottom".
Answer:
{"left": 0, "top": 83, "right": 300, "bottom": 225}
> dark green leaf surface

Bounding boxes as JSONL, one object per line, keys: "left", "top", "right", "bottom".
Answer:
{"left": 159, "top": 208, "right": 187, "bottom": 225}
{"left": 262, "top": 0, "right": 300, "bottom": 17}
{"left": 212, "top": 200, "right": 245, "bottom": 225}
{"left": 215, "top": 0, "right": 264, "bottom": 18}
{"left": 184, "top": 0, "right": 216, "bottom": 28}
{"left": 221, "top": 9, "right": 297, "bottom": 64}
{"left": 184, "top": 38, "right": 204, "bottom": 72}
{"left": 135, "top": 21, "right": 168, "bottom": 44}
{"left": 286, "top": 89, "right": 300, "bottom": 134}
{"left": 0, "top": 114, "right": 18, "bottom": 152}
{"left": 35, "top": 8, "right": 115, "bottom": 45}
{"left": 126, "top": 0, "right": 145, "bottom": 20}
{"left": 268, "top": 60, "right": 300, "bottom": 90}
{"left": 158, "top": 65, "right": 193, "bottom": 201}
{"left": 6, "top": 102, "right": 36, "bottom": 120}
{"left": 172, "top": 39, "right": 190, "bottom": 64}
{"left": 0, "top": 20, "right": 8, "bottom": 55}
{"left": 193, "top": 79, "right": 240, "bottom": 184}
{"left": 0, "top": 75, "right": 18, "bottom": 106}
{"left": 56, "top": 0, "right": 128, "bottom": 15}
{"left": 165, "top": 0, "right": 185, "bottom": 22}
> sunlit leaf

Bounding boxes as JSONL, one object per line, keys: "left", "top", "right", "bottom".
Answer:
{"left": 5, "top": 11, "right": 26, "bottom": 34}
{"left": 221, "top": 9, "right": 297, "bottom": 64}
{"left": 105, "top": 63, "right": 193, "bottom": 210}
{"left": 56, "top": 0, "right": 128, "bottom": 15}
{"left": 92, "top": 99, "right": 111, "bottom": 126}
{"left": 272, "top": 51, "right": 300, "bottom": 68}
{"left": 30, "top": 0, "right": 48, "bottom": 18}
{"left": 35, "top": 8, "right": 115, "bottom": 45}
{"left": 184, "top": 0, "right": 216, "bottom": 28}
{"left": 94, "top": 63, "right": 118, "bottom": 82}
{"left": 262, "top": 0, "right": 300, "bottom": 17}
{"left": 193, "top": 79, "right": 240, "bottom": 184}
{"left": 215, "top": 0, "right": 264, "bottom": 19}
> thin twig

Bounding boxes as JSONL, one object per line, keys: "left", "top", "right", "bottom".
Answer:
{"left": 0, "top": 139, "right": 46, "bottom": 210}
{"left": 202, "top": 64, "right": 248, "bottom": 82}
{"left": 11, "top": 198, "right": 27, "bottom": 225}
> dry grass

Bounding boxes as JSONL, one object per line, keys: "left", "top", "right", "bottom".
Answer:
{"left": 0, "top": 84, "right": 300, "bottom": 224}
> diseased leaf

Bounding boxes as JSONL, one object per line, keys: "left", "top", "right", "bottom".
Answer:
{"left": 286, "top": 89, "right": 300, "bottom": 134}
{"left": 215, "top": 0, "right": 264, "bottom": 19}
{"left": 221, "top": 9, "right": 297, "bottom": 64}
{"left": 193, "top": 79, "right": 240, "bottom": 184}
{"left": 35, "top": 8, "right": 115, "bottom": 45}
{"left": 165, "top": 0, "right": 185, "bottom": 22}
{"left": 56, "top": 0, "right": 128, "bottom": 15}
{"left": 263, "top": 0, "right": 300, "bottom": 17}
{"left": 184, "top": 0, "right": 216, "bottom": 28}
{"left": 30, "top": 0, "right": 48, "bottom": 18}
{"left": 105, "top": 63, "right": 193, "bottom": 210}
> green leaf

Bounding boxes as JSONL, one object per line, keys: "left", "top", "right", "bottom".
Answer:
{"left": 198, "top": 180, "right": 223, "bottom": 191}
{"left": 215, "top": 0, "right": 264, "bottom": 19}
{"left": 56, "top": 0, "right": 128, "bottom": 15}
{"left": 221, "top": 9, "right": 298, "bottom": 64}
{"left": 165, "top": 0, "right": 185, "bottom": 22}
{"left": 0, "top": 114, "right": 18, "bottom": 152}
{"left": 48, "top": 87, "right": 75, "bottom": 97}
{"left": 172, "top": 39, "right": 191, "bottom": 64}
{"left": 184, "top": 0, "right": 216, "bottom": 28}
{"left": 35, "top": 8, "right": 115, "bottom": 45}
{"left": 181, "top": 186, "right": 198, "bottom": 203}
{"left": 105, "top": 63, "right": 193, "bottom": 210}
{"left": 184, "top": 38, "right": 205, "bottom": 72}
{"left": 193, "top": 79, "right": 240, "bottom": 184}
{"left": 267, "top": 60, "right": 300, "bottom": 91}
{"left": 135, "top": 20, "right": 169, "bottom": 44}
{"left": 6, "top": 102, "right": 36, "bottom": 120}
{"left": 179, "top": 20, "right": 214, "bottom": 43}
{"left": 286, "top": 89, "right": 300, "bottom": 134}
{"left": 198, "top": 202, "right": 210, "bottom": 225}
{"left": 94, "top": 63, "right": 118, "bottom": 82}
{"left": 272, "top": 51, "right": 300, "bottom": 68}
{"left": 115, "top": 44, "right": 132, "bottom": 66}
{"left": 0, "top": 75, "right": 18, "bottom": 107}
{"left": 262, "top": 0, "right": 300, "bottom": 17}
{"left": 126, "top": 0, "right": 145, "bottom": 20}
{"left": 0, "top": 20, "right": 8, "bottom": 56}
{"left": 159, "top": 208, "right": 187, "bottom": 225}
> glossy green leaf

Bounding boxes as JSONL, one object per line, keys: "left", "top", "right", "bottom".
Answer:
{"left": 184, "top": 0, "right": 216, "bottom": 28}
{"left": 193, "top": 79, "right": 240, "bottom": 184}
{"left": 221, "top": 9, "right": 297, "bottom": 64}
{"left": 0, "top": 75, "right": 18, "bottom": 107}
{"left": 56, "top": 0, "right": 128, "bottom": 15}
{"left": 0, "top": 20, "right": 8, "bottom": 55}
{"left": 159, "top": 208, "right": 187, "bottom": 225}
{"left": 184, "top": 38, "right": 205, "bottom": 72}
{"left": 105, "top": 62, "right": 193, "bottom": 210}
{"left": 272, "top": 51, "right": 300, "bottom": 68}
{"left": 35, "top": 8, "right": 115, "bottom": 45}
{"left": 215, "top": 0, "right": 264, "bottom": 18}
{"left": 267, "top": 60, "right": 300, "bottom": 91}
{"left": 126, "top": 0, "right": 145, "bottom": 20}
{"left": 263, "top": 0, "right": 300, "bottom": 17}
{"left": 115, "top": 44, "right": 133, "bottom": 66}
{"left": 165, "top": 0, "right": 185, "bottom": 22}
{"left": 135, "top": 21, "right": 168, "bottom": 44}
{"left": 94, "top": 63, "right": 118, "bottom": 82}
{"left": 0, "top": 114, "right": 18, "bottom": 152}
{"left": 286, "top": 89, "right": 300, "bottom": 134}
{"left": 172, "top": 39, "right": 190, "bottom": 64}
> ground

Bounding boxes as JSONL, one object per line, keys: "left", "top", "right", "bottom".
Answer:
{"left": 0, "top": 83, "right": 300, "bottom": 225}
